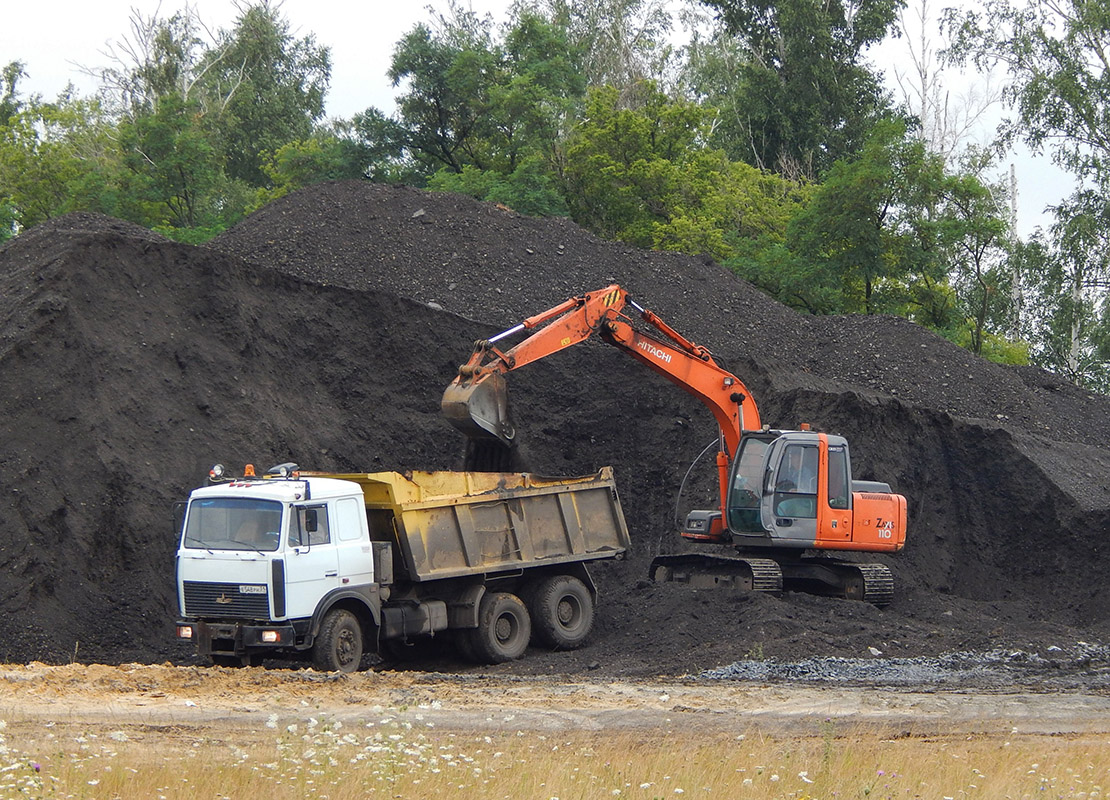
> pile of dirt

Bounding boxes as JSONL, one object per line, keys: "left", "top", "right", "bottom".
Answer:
{"left": 1, "top": 182, "right": 1108, "bottom": 677}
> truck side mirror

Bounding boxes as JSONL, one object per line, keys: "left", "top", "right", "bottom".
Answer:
{"left": 172, "top": 501, "right": 187, "bottom": 541}
{"left": 304, "top": 509, "right": 318, "bottom": 533}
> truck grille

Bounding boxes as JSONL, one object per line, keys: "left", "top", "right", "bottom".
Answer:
{"left": 183, "top": 581, "right": 270, "bottom": 619}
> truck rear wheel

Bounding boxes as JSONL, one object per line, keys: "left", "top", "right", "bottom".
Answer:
{"left": 466, "top": 592, "right": 530, "bottom": 664}
{"left": 530, "top": 575, "right": 594, "bottom": 650}
{"left": 313, "top": 609, "right": 363, "bottom": 673}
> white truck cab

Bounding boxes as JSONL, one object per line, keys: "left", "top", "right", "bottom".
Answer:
{"left": 176, "top": 468, "right": 376, "bottom": 667}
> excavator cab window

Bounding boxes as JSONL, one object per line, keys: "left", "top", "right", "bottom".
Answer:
{"left": 727, "top": 436, "right": 770, "bottom": 532}
{"left": 773, "top": 444, "right": 818, "bottom": 519}
{"left": 827, "top": 445, "right": 850, "bottom": 510}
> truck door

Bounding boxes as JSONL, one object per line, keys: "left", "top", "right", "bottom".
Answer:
{"left": 333, "top": 496, "right": 374, "bottom": 586}
{"left": 283, "top": 503, "right": 340, "bottom": 619}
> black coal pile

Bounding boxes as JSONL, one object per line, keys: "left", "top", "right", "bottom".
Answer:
{"left": 0, "top": 181, "right": 1107, "bottom": 677}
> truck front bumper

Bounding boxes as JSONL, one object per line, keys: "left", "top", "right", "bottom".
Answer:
{"left": 177, "top": 619, "right": 301, "bottom": 656}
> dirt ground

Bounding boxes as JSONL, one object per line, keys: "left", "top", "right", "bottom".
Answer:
{"left": 4, "top": 663, "right": 1110, "bottom": 741}
{"left": 0, "top": 181, "right": 1108, "bottom": 679}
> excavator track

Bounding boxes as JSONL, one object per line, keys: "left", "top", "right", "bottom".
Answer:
{"left": 777, "top": 559, "right": 894, "bottom": 606}
{"left": 651, "top": 554, "right": 894, "bottom": 606}
{"left": 649, "top": 554, "right": 783, "bottom": 593}
{"left": 850, "top": 563, "right": 895, "bottom": 606}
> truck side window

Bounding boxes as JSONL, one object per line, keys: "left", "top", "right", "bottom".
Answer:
{"left": 295, "top": 505, "right": 331, "bottom": 546}
{"left": 335, "top": 498, "right": 363, "bottom": 542}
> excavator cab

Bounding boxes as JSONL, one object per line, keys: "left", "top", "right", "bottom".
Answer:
{"left": 723, "top": 430, "right": 906, "bottom": 555}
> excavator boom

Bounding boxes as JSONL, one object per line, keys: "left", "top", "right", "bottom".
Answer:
{"left": 442, "top": 285, "right": 761, "bottom": 453}
{"left": 442, "top": 285, "right": 764, "bottom": 524}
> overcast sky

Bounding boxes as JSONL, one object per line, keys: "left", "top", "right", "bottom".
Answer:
{"left": 2, "top": 0, "right": 1072, "bottom": 235}
{"left": 1, "top": 0, "right": 516, "bottom": 119}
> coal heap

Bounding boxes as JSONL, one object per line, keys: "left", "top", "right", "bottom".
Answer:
{"left": 1, "top": 181, "right": 1107, "bottom": 676}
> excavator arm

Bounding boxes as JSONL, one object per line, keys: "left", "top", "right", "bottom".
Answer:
{"left": 442, "top": 285, "right": 762, "bottom": 536}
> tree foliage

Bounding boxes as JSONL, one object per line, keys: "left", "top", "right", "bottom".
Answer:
{"left": 1014, "top": 194, "right": 1110, "bottom": 390}
{"left": 946, "top": 0, "right": 1110, "bottom": 188}
{"left": 945, "top": 0, "right": 1110, "bottom": 383}
{"left": 0, "top": 2, "right": 334, "bottom": 240}
{"left": 0, "top": 91, "right": 123, "bottom": 229}
{"left": 530, "top": 0, "right": 675, "bottom": 95}
{"left": 562, "top": 84, "right": 806, "bottom": 258}
{"left": 201, "top": 3, "right": 330, "bottom": 186}
{"left": 1, "top": 61, "right": 26, "bottom": 123}
{"left": 767, "top": 121, "right": 947, "bottom": 315}
{"left": 356, "top": 5, "right": 583, "bottom": 184}
{"left": 731, "top": 118, "right": 1015, "bottom": 360}
{"left": 696, "top": 0, "right": 903, "bottom": 178}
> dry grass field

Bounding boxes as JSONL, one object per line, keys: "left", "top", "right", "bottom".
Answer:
{"left": 1, "top": 663, "right": 1108, "bottom": 799}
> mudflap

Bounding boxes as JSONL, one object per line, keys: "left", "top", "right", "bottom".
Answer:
{"left": 649, "top": 554, "right": 783, "bottom": 592}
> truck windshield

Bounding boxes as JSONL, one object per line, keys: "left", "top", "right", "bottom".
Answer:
{"left": 182, "top": 497, "right": 283, "bottom": 552}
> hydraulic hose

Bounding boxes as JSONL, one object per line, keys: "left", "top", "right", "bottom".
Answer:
{"left": 674, "top": 437, "right": 720, "bottom": 528}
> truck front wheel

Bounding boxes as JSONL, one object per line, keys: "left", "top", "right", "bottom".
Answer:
{"left": 466, "top": 592, "right": 530, "bottom": 664}
{"left": 313, "top": 609, "right": 363, "bottom": 673}
{"left": 530, "top": 575, "right": 594, "bottom": 650}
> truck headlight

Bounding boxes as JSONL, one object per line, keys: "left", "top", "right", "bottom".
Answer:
{"left": 261, "top": 630, "right": 280, "bottom": 643}
{"left": 177, "top": 625, "right": 193, "bottom": 639}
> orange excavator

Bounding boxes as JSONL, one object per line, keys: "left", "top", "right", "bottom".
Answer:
{"left": 442, "top": 285, "right": 907, "bottom": 604}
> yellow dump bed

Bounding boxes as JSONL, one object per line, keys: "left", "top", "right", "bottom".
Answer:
{"left": 311, "top": 467, "right": 631, "bottom": 582}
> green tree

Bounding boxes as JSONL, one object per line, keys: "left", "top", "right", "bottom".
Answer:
{"left": 116, "top": 93, "right": 223, "bottom": 230}
{"left": 1, "top": 61, "right": 26, "bottom": 123}
{"left": 0, "top": 91, "right": 123, "bottom": 230}
{"left": 491, "top": 11, "right": 584, "bottom": 171}
{"left": 253, "top": 127, "right": 371, "bottom": 208}
{"left": 1018, "top": 195, "right": 1110, "bottom": 390}
{"left": 200, "top": 2, "right": 330, "bottom": 187}
{"left": 697, "top": 0, "right": 902, "bottom": 178}
{"left": 945, "top": 0, "right": 1110, "bottom": 385}
{"left": 946, "top": 0, "right": 1110, "bottom": 189}
{"left": 938, "top": 171, "right": 1011, "bottom": 355}
{"left": 562, "top": 84, "right": 805, "bottom": 257}
{"left": 533, "top": 0, "right": 675, "bottom": 95}
{"left": 360, "top": 17, "right": 495, "bottom": 175}
{"left": 779, "top": 121, "right": 946, "bottom": 314}
{"left": 357, "top": 5, "right": 585, "bottom": 212}
{"left": 91, "top": 7, "right": 208, "bottom": 115}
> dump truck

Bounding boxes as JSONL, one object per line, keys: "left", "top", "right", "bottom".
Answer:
{"left": 175, "top": 462, "right": 630, "bottom": 672}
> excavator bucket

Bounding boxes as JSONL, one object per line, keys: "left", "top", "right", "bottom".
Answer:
{"left": 441, "top": 371, "right": 516, "bottom": 446}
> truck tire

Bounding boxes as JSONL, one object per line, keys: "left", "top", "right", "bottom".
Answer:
{"left": 312, "top": 609, "right": 363, "bottom": 673}
{"left": 466, "top": 592, "right": 531, "bottom": 664}
{"left": 530, "top": 575, "right": 594, "bottom": 650}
